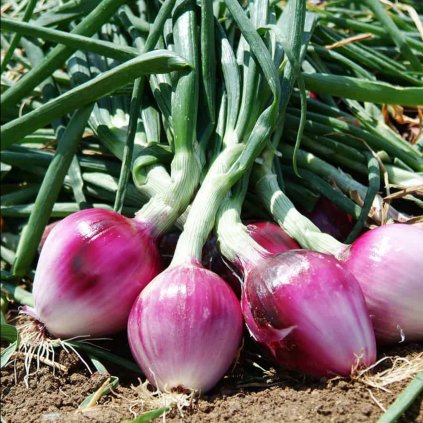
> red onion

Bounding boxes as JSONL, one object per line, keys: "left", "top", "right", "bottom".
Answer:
{"left": 309, "top": 197, "right": 355, "bottom": 242}
{"left": 27, "top": 209, "right": 162, "bottom": 338}
{"left": 246, "top": 221, "right": 300, "bottom": 254}
{"left": 343, "top": 224, "right": 423, "bottom": 344}
{"left": 128, "top": 261, "right": 243, "bottom": 392}
{"left": 242, "top": 250, "right": 376, "bottom": 377}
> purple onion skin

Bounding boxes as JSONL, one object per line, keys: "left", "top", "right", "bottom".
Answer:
{"left": 32, "top": 208, "right": 162, "bottom": 338}
{"left": 343, "top": 224, "right": 423, "bottom": 345}
{"left": 246, "top": 221, "right": 300, "bottom": 254}
{"left": 309, "top": 197, "right": 355, "bottom": 242}
{"left": 242, "top": 250, "right": 376, "bottom": 377}
{"left": 128, "top": 262, "right": 243, "bottom": 393}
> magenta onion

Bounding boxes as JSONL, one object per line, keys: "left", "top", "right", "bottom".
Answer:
{"left": 27, "top": 208, "right": 162, "bottom": 338}
{"left": 343, "top": 224, "right": 423, "bottom": 344}
{"left": 128, "top": 261, "right": 243, "bottom": 392}
{"left": 242, "top": 250, "right": 376, "bottom": 376}
{"left": 309, "top": 197, "right": 355, "bottom": 242}
{"left": 246, "top": 221, "right": 300, "bottom": 254}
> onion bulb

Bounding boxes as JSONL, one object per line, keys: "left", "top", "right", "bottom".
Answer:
{"left": 27, "top": 208, "right": 162, "bottom": 338}
{"left": 343, "top": 224, "right": 423, "bottom": 344}
{"left": 242, "top": 250, "right": 376, "bottom": 376}
{"left": 128, "top": 261, "right": 243, "bottom": 392}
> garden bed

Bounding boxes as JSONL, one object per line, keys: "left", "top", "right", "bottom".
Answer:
{"left": 2, "top": 335, "right": 422, "bottom": 422}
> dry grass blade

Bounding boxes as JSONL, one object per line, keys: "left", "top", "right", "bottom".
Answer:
{"left": 382, "top": 105, "right": 423, "bottom": 145}
{"left": 384, "top": 184, "right": 423, "bottom": 200}
{"left": 380, "top": 0, "right": 423, "bottom": 40}
{"left": 403, "top": 5, "right": 423, "bottom": 40}
{"left": 14, "top": 351, "right": 68, "bottom": 373}
{"left": 325, "top": 33, "right": 374, "bottom": 49}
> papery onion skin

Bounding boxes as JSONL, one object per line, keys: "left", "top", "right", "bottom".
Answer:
{"left": 243, "top": 250, "right": 376, "bottom": 377}
{"left": 32, "top": 208, "right": 162, "bottom": 338}
{"left": 128, "top": 262, "right": 243, "bottom": 393}
{"left": 343, "top": 224, "right": 423, "bottom": 345}
{"left": 246, "top": 221, "right": 300, "bottom": 254}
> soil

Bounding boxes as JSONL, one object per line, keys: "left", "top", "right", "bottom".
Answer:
{"left": 1, "top": 330, "right": 422, "bottom": 423}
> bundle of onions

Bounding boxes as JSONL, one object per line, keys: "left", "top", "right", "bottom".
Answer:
{"left": 128, "top": 0, "right": 298, "bottom": 385}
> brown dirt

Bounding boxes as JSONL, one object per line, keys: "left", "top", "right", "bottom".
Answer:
{"left": 1, "top": 336, "right": 422, "bottom": 423}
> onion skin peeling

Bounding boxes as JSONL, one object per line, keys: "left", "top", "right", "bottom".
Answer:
{"left": 26, "top": 209, "right": 162, "bottom": 338}
{"left": 343, "top": 224, "right": 423, "bottom": 345}
{"left": 128, "top": 262, "right": 243, "bottom": 393}
{"left": 241, "top": 250, "right": 377, "bottom": 377}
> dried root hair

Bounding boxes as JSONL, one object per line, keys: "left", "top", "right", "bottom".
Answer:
{"left": 12, "top": 315, "right": 94, "bottom": 387}
{"left": 110, "top": 378, "right": 199, "bottom": 422}
{"left": 353, "top": 351, "right": 423, "bottom": 392}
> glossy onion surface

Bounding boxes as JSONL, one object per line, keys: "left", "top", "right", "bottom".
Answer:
{"left": 32, "top": 208, "right": 162, "bottom": 338}
{"left": 128, "top": 263, "right": 243, "bottom": 392}
{"left": 247, "top": 221, "right": 300, "bottom": 254}
{"left": 243, "top": 250, "right": 376, "bottom": 376}
{"left": 344, "top": 224, "right": 423, "bottom": 344}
